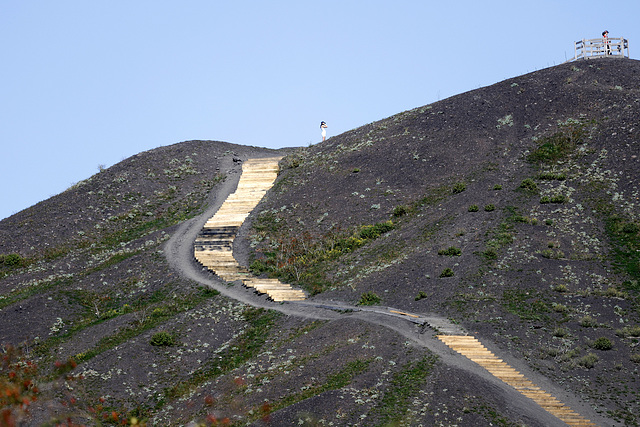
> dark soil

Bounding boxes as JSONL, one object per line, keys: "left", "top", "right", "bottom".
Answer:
{"left": 1, "top": 58, "right": 639, "bottom": 426}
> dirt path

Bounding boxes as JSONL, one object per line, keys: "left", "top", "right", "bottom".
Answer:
{"left": 164, "top": 157, "right": 612, "bottom": 427}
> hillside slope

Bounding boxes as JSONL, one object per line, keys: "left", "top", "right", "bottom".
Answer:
{"left": 245, "top": 58, "right": 640, "bottom": 425}
{"left": 0, "top": 59, "right": 637, "bottom": 426}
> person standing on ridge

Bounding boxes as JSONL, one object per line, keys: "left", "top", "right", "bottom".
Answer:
{"left": 602, "top": 30, "right": 610, "bottom": 55}
{"left": 320, "top": 121, "right": 328, "bottom": 141}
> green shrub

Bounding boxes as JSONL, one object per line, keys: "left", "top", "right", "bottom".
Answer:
{"left": 358, "top": 221, "right": 394, "bottom": 240}
{"left": 540, "top": 249, "right": 565, "bottom": 259}
{"left": 250, "top": 259, "right": 269, "bottom": 274}
{"left": 393, "top": 205, "right": 409, "bottom": 217}
{"left": 438, "top": 246, "right": 462, "bottom": 256}
{"left": 553, "top": 284, "right": 568, "bottom": 293}
{"left": 468, "top": 205, "right": 479, "bottom": 212}
{"left": 493, "top": 184, "right": 502, "bottom": 190}
{"left": 552, "top": 303, "right": 569, "bottom": 313}
{"left": 591, "top": 337, "right": 613, "bottom": 350}
{"left": 481, "top": 249, "right": 498, "bottom": 261}
{"left": 150, "top": 331, "right": 175, "bottom": 347}
{"left": 631, "top": 353, "right": 640, "bottom": 363}
{"left": 545, "top": 219, "right": 554, "bottom": 226}
{"left": 415, "top": 291, "right": 428, "bottom": 301}
{"left": 439, "top": 268, "right": 454, "bottom": 278}
{"left": 540, "top": 195, "right": 567, "bottom": 204}
{"left": 0, "top": 253, "right": 24, "bottom": 268}
{"left": 579, "top": 316, "right": 598, "bottom": 328}
{"left": 452, "top": 182, "right": 466, "bottom": 194}
{"left": 616, "top": 325, "right": 640, "bottom": 337}
{"left": 553, "top": 328, "right": 568, "bottom": 337}
{"left": 484, "top": 204, "right": 495, "bottom": 212}
{"left": 519, "top": 178, "right": 538, "bottom": 192}
{"left": 577, "top": 353, "right": 599, "bottom": 369}
{"left": 622, "top": 223, "right": 640, "bottom": 234}
{"left": 358, "top": 292, "right": 381, "bottom": 306}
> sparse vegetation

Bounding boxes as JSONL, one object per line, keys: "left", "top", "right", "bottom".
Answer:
{"left": 590, "top": 337, "right": 613, "bottom": 351}
{"left": 577, "top": 353, "right": 599, "bottom": 369}
{"left": 452, "top": 182, "right": 466, "bottom": 194}
{"left": 519, "top": 178, "right": 538, "bottom": 192}
{"left": 358, "top": 291, "right": 381, "bottom": 306}
{"left": 150, "top": 331, "right": 175, "bottom": 346}
{"left": 438, "top": 246, "right": 462, "bottom": 256}
{"left": 527, "top": 118, "right": 592, "bottom": 164}
{"left": 439, "top": 268, "right": 454, "bottom": 278}
{"left": 414, "top": 291, "right": 428, "bottom": 301}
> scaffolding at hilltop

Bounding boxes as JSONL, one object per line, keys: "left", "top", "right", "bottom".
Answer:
{"left": 573, "top": 36, "right": 629, "bottom": 60}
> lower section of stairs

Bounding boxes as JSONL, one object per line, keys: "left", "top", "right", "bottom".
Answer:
{"left": 193, "top": 157, "right": 307, "bottom": 302}
{"left": 437, "top": 335, "right": 596, "bottom": 427}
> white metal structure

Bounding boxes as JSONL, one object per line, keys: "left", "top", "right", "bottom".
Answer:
{"left": 574, "top": 37, "right": 629, "bottom": 60}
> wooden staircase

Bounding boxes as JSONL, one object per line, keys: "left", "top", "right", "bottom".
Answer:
{"left": 194, "top": 157, "right": 307, "bottom": 302}
{"left": 438, "top": 335, "right": 596, "bottom": 426}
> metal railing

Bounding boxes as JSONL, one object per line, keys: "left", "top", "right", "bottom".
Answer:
{"left": 574, "top": 37, "right": 629, "bottom": 60}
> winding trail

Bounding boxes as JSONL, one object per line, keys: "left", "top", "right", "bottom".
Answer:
{"left": 165, "top": 156, "right": 605, "bottom": 427}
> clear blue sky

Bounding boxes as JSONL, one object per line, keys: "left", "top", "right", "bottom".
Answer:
{"left": 1, "top": 1, "right": 638, "bottom": 220}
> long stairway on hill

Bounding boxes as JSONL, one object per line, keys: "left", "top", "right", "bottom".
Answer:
{"left": 194, "top": 157, "right": 306, "bottom": 302}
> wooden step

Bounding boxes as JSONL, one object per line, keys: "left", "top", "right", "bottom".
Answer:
{"left": 437, "top": 335, "right": 594, "bottom": 426}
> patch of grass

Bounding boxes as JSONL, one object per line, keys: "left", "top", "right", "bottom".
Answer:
{"left": 414, "top": 291, "right": 428, "bottom": 301}
{"left": 539, "top": 249, "right": 565, "bottom": 259}
{"left": 161, "top": 308, "right": 280, "bottom": 404}
{"left": 438, "top": 246, "right": 462, "bottom": 256}
{"left": 616, "top": 325, "right": 640, "bottom": 338}
{"left": 484, "top": 204, "right": 495, "bottom": 212}
{"left": 540, "top": 194, "right": 568, "bottom": 204}
{"left": 0, "top": 277, "right": 72, "bottom": 311}
{"left": 251, "top": 220, "right": 395, "bottom": 294}
{"left": 577, "top": 353, "right": 599, "bottom": 369}
{"left": 452, "top": 182, "right": 466, "bottom": 194}
{"left": 606, "top": 215, "right": 640, "bottom": 284}
{"left": 553, "top": 328, "right": 568, "bottom": 337}
{"left": 358, "top": 221, "right": 395, "bottom": 240}
{"left": 553, "top": 284, "right": 568, "bottom": 293}
{"left": 519, "top": 178, "right": 538, "bottom": 193}
{"left": 371, "top": 355, "right": 437, "bottom": 425}
{"left": 552, "top": 303, "right": 569, "bottom": 313}
{"left": 502, "top": 289, "right": 550, "bottom": 322}
{"left": 358, "top": 292, "right": 381, "bottom": 306}
{"left": 439, "top": 268, "right": 454, "bottom": 278}
{"left": 480, "top": 249, "right": 498, "bottom": 262}
{"left": 0, "top": 253, "right": 26, "bottom": 268}
{"left": 579, "top": 315, "right": 599, "bottom": 328}
{"left": 272, "top": 358, "right": 373, "bottom": 414}
{"left": 393, "top": 205, "right": 409, "bottom": 217}
{"left": 468, "top": 205, "right": 479, "bottom": 212}
{"left": 537, "top": 171, "right": 567, "bottom": 181}
{"left": 527, "top": 119, "right": 592, "bottom": 165}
